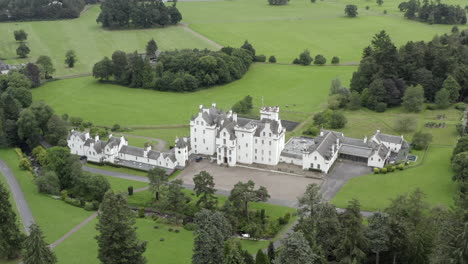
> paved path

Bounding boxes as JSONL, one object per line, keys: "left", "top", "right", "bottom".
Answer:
{"left": 119, "top": 133, "right": 167, "bottom": 151}
{"left": 0, "top": 160, "right": 35, "bottom": 234}
{"left": 49, "top": 212, "right": 98, "bottom": 249}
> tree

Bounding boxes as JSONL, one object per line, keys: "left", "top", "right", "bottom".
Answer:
{"left": 377, "top": 0, "right": 383, "bottom": 6}
{"left": 329, "top": 111, "right": 347, "bottom": 129}
{"left": 30, "top": 101, "right": 54, "bottom": 132}
{"left": 394, "top": 116, "right": 417, "bottom": 133}
{"left": 45, "top": 147, "right": 82, "bottom": 190}
{"left": 366, "top": 212, "right": 389, "bottom": 264}
{"left": 23, "top": 63, "right": 41, "bottom": 87}
{"left": 435, "top": 88, "right": 450, "bottom": 109}
{"left": 453, "top": 136, "right": 468, "bottom": 159}
{"left": 229, "top": 181, "right": 270, "bottom": 222}
{"left": 335, "top": 199, "right": 368, "bottom": 264}
{"left": 241, "top": 40, "right": 256, "bottom": 57}
{"left": 162, "top": 179, "right": 187, "bottom": 223}
{"left": 192, "top": 209, "right": 231, "bottom": 264}
{"left": 46, "top": 114, "right": 68, "bottom": 146}
{"left": 168, "top": 5, "right": 183, "bottom": 24}
{"left": 347, "top": 91, "right": 362, "bottom": 110}
{"left": 274, "top": 232, "right": 315, "bottom": 264}
{"left": 13, "top": 29, "right": 27, "bottom": 41}
{"left": 36, "top": 56, "right": 55, "bottom": 79}
{"left": 298, "top": 50, "right": 312, "bottom": 66}
{"left": 0, "top": 182, "right": 24, "bottom": 260}
{"left": 224, "top": 239, "right": 246, "bottom": 264}
{"left": 147, "top": 168, "right": 169, "bottom": 201}
{"left": 255, "top": 249, "right": 269, "bottom": 264}
{"left": 96, "top": 191, "right": 147, "bottom": 264}
{"left": 73, "top": 172, "right": 111, "bottom": 202}
{"left": 16, "top": 42, "right": 30, "bottom": 58}
{"left": 345, "top": 5, "right": 358, "bottom": 17}
{"left": 65, "top": 50, "right": 77, "bottom": 68}
{"left": 35, "top": 170, "right": 61, "bottom": 195}
{"left": 92, "top": 57, "right": 114, "bottom": 81}
{"left": 268, "top": 56, "right": 276, "bottom": 63}
{"left": 146, "top": 39, "right": 158, "bottom": 56}
{"left": 331, "top": 56, "right": 340, "bottom": 64}
{"left": 442, "top": 75, "right": 461, "bottom": 103}
{"left": 452, "top": 152, "right": 468, "bottom": 182}
{"left": 17, "top": 108, "right": 41, "bottom": 148}
{"left": 23, "top": 224, "right": 57, "bottom": 264}
{"left": 193, "top": 171, "right": 217, "bottom": 209}
{"left": 267, "top": 242, "right": 275, "bottom": 263}
{"left": 411, "top": 131, "right": 432, "bottom": 150}
{"left": 96, "top": 0, "right": 131, "bottom": 28}
{"left": 402, "top": 85, "right": 424, "bottom": 112}
{"left": 112, "top": 50, "right": 129, "bottom": 84}
{"left": 314, "top": 54, "right": 327, "bottom": 65}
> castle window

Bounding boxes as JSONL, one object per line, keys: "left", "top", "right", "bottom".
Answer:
{"left": 314, "top": 156, "right": 317, "bottom": 161}
{"left": 269, "top": 133, "right": 272, "bottom": 137}
{"left": 318, "top": 164, "right": 321, "bottom": 169}
{"left": 206, "top": 147, "right": 208, "bottom": 151}
{"left": 263, "top": 132, "right": 266, "bottom": 136}
{"left": 194, "top": 128, "right": 197, "bottom": 132}
{"left": 238, "top": 146, "right": 240, "bottom": 150}
{"left": 269, "top": 151, "right": 271, "bottom": 155}
{"left": 255, "top": 149, "right": 257, "bottom": 154}
{"left": 262, "top": 140, "right": 264, "bottom": 144}
{"left": 196, "top": 121, "right": 199, "bottom": 125}
{"left": 223, "top": 139, "right": 226, "bottom": 144}
{"left": 229, "top": 150, "right": 232, "bottom": 155}
{"left": 255, "top": 156, "right": 257, "bottom": 160}
{"left": 201, "top": 121, "right": 204, "bottom": 126}
{"left": 255, "top": 139, "right": 257, "bottom": 143}
{"left": 269, "top": 158, "right": 271, "bottom": 162}
{"left": 194, "top": 138, "right": 197, "bottom": 142}
{"left": 246, "top": 143, "right": 248, "bottom": 147}
{"left": 203, "top": 139, "right": 205, "bottom": 143}
{"left": 178, "top": 151, "right": 181, "bottom": 154}
{"left": 246, "top": 154, "right": 248, "bottom": 157}
{"left": 242, "top": 133, "right": 244, "bottom": 137}
{"left": 203, "top": 130, "right": 205, "bottom": 134}
{"left": 224, "top": 132, "right": 226, "bottom": 136}
{"left": 269, "top": 141, "right": 271, "bottom": 146}
{"left": 229, "top": 157, "right": 232, "bottom": 162}
{"left": 219, "top": 155, "right": 221, "bottom": 160}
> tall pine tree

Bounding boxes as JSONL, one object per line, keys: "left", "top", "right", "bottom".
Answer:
{"left": 0, "top": 182, "right": 24, "bottom": 260}
{"left": 23, "top": 224, "right": 57, "bottom": 264}
{"left": 96, "top": 191, "right": 147, "bottom": 264}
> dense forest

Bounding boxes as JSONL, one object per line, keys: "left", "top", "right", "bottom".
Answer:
{"left": 92, "top": 45, "right": 254, "bottom": 92}
{"left": 349, "top": 29, "right": 468, "bottom": 111}
{"left": 96, "top": 0, "right": 182, "bottom": 29}
{"left": 0, "top": 0, "right": 95, "bottom": 21}
{"left": 398, "top": 0, "right": 467, "bottom": 25}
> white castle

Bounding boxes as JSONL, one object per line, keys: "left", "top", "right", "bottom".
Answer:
{"left": 67, "top": 103, "right": 409, "bottom": 173}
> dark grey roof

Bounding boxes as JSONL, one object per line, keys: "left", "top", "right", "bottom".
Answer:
{"left": 106, "top": 137, "right": 121, "bottom": 148}
{"left": 68, "top": 131, "right": 87, "bottom": 141}
{"left": 320, "top": 129, "right": 344, "bottom": 138}
{"left": 176, "top": 138, "right": 187, "bottom": 148}
{"left": 147, "top": 150, "right": 160, "bottom": 160}
{"left": 252, "top": 119, "right": 281, "bottom": 137}
{"left": 308, "top": 132, "right": 339, "bottom": 160}
{"left": 162, "top": 153, "right": 176, "bottom": 162}
{"left": 238, "top": 117, "right": 298, "bottom": 132}
{"left": 339, "top": 145, "right": 373, "bottom": 158}
{"left": 371, "top": 144, "right": 390, "bottom": 159}
{"left": 217, "top": 120, "right": 237, "bottom": 140}
{"left": 94, "top": 141, "right": 108, "bottom": 154}
{"left": 84, "top": 138, "right": 95, "bottom": 147}
{"left": 374, "top": 132, "right": 403, "bottom": 145}
{"left": 120, "top": 145, "right": 145, "bottom": 157}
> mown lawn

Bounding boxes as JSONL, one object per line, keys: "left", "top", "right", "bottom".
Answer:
{"left": 124, "top": 136, "right": 158, "bottom": 149}
{"left": 32, "top": 63, "right": 356, "bottom": 127}
{"left": 0, "top": 5, "right": 217, "bottom": 77}
{"left": 332, "top": 146, "right": 458, "bottom": 211}
{"left": 0, "top": 149, "right": 93, "bottom": 244}
{"left": 104, "top": 175, "right": 147, "bottom": 193}
{"left": 180, "top": 0, "right": 466, "bottom": 64}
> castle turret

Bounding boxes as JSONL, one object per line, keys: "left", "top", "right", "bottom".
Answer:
{"left": 260, "top": 106, "right": 280, "bottom": 121}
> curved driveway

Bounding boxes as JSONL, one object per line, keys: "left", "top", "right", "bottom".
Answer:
{"left": 0, "top": 160, "right": 35, "bottom": 234}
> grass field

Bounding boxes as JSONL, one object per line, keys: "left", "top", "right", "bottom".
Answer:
{"left": 179, "top": 0, "right": 467, "bottom": 63}
{"left": 332, "top": 146, "right": 458, "bottom": 211}
{"left": 32, "top": 63, "right": 356, "bottom": 126}
{"left": 0, "top": 5, "right": 217, "bottom": 77}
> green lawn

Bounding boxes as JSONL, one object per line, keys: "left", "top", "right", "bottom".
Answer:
{"left": 124, "top": 136, "right": 158, "bottom": 148}
{"left": 332, "top": 146, "right": 458, "bottom": 211}
{"left": 125, "top": 128, "right": 190, "bottom": 148}
{"left": 32, "top": 63, "right": 356, "bottom": 127}
{"left": 104, "top": 175, "right": 147, "bottom": 193}
{"left": 179, "top": 0, "right": 467, "bottom": 64}
{"left": 86, "top": 163, "right": 149, "bottom": 177}
{"left": 0, "top": 5, "right": 217, "bottom": 77}
{"left": 0, "top": 149, "right": 93, "bottom": 244}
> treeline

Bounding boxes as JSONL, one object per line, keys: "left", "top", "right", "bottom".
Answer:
{"left": 96, "top": 0, "right": 182, "bottom": 29}
{"left": 349, "top": 29, "right": 468, "bottom": 112}
{"left": 0, "top": 0, "right": 93, "bottom": 22}
{"left": 399, "top": 0, "right": 467, "bottom": 25}
{"left": 93, "top": 46, "right": 253, "bottom": 92}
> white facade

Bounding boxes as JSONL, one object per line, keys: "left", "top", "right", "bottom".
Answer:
{"left": 190, "top": 104, "right": 286, "bottom": 167}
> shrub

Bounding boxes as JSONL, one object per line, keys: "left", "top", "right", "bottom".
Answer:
{"left": 138, "top": 207, "right": 145, "bottom": 218}
{"left": 84, "top": 202, "right": 95, "bottom": 211}
{"left": 292, "top": 58, "right": 300, "bottom": 64}
{"left": 283, "top": 212, "right": 291, "bottom": 224}
{"left": 268, "top": 0, "right": 288, "bottom": 5}
{"left": 373, "top": 168, "right": 380, "bottom": 174}
{"left": 383, "top": 10, "right": 387, "bottom": 14}
{"left": 61, "top": 190, "right": 68, "bottom": 200}
{"left": 391, "top": 166, "right": 397, "bottom": 172}
{"left": 35, "top": 171, "right": 61, "bottom": 195}
{"left": 128, "top": 186, "right": 134, "bottom": 196}
{"left": 92, "top": 200, "right": 100, "bottom": 210}
{"left": 168, "top": 228, "right": 174, "bottom": 232}
{"left": 381, "top": 168, "right": 388, "bottom": 174}
{"left": 314, "top": 54, "right": 327, "bottom": 65}
{"left": 366, "top": 5, "right": 369, "bottom": 10}
{"left": 79, "top": 199, "right": 86, "bottom": 207}
{"left": 19, "top": 158, "right": 32, "bottom": 171}
{"left": 174, "top": 229, "right": 180, "bottom": 233}
{"left": 412, "top": 131, "right": 433, "bottom": 150}
{"left": 254, "top": 55, "right": 266, "bottom": 62}
{"left": 268, "top": 56, "right": 277, "bottom": 63}
{"left": 303, "top": 126, "right": 319, "bottom": 136}
{"left": 154, "top": 226, "right": 159, "bottom": 229}
{"left": 111, "top": 124, "right": 121, "bottom": 132}
{"left": 398, "top": 164, "right": 405, "bottom": 170}
{"left": 184, "top": 223, "right": 196, "bottom": 231}
{"left": 455, "top": 103, "right": 466, "bottom": 111}
{"left": 375, "top": 102, "right": 387, "bottom": 112}
{"left": 160, "top": 238, "right": 165, "bottom": 241}
{"left": 331, "top": 56, "right": 340, "bottom": 64}
{"left": 426, "top": 104, "right": 437, "bottom": 110}
{"left": 329, "top": 111, "right": 347, "bottom": 129}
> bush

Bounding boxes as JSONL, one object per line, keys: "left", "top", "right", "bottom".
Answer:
{"left": 61, "top": 190, "right": 68, "bottom": 200}
{"left": 303, "top": 126, "right": 319, "bottom": 136}
{"left": 268, "top": 0, "right": 288, "bottom": 5}
{"left": 380, "top": 168, "right": 388, "bottom": 174}
{"left": 455, "top": 103, "right": 466, "bottom": 111}
{"left": 391, "top": 166, "right": 396, "bottom": 172}
{"left": 160, "top": 238, "right": 165, "bottom": 241}
{"left": 292, "top": 58, "right": 300, "bottom": 64}
{"left": 394, "top": 116, "right": 417, "bottom": 133}
{"left": 128, "top": 186, "right": 134, "bottom": 196}
{"left": 329, "top": 111, "right": 347, "bottom": 129}
{"left": 283, "top": 212, "right": 291, "bottom": 224}
{"left": 111, "top": 124, "right": 121, "bottom": 132}
{"left": 35, "top": 171, "right": 61, "bottom": 195}
{"left": 373, "top": 168, "right": 380, "bottom": 174}
{"left": 375, "top": 102, "right": 387, "bottom": 112}
{"left": 174, "top": 229, "right": 180, "bottom": 233}
{"left": 331, "top": 56, "right": 340, "bottom": 64}
{"left": 154, "top": 225, "right": 159, "bottom": 229}
{"left": 168, "top": 228, "right": 174, "bottom": 232}
{"left": 19, "top": 158, "right": 32, "bottom": 171}
{"left": 365, "top": 5, "right": 369, "bottom": 10}
{"left": 426, "top": 104, "right": 437, "bottom": 110}
{"left": 184, "top": 223, "right": 196, "bottom": 231}
{"left": 92, "top": 200, "right": 100, "bottom": 210}
{"left": 398, "top": 164, "right": 405, "bottom": 170}
{"left": 383, "top": 10, "right": 387, "bottom": 14}
{"left": 412, "top": 131, "right": 433, "bottom": 150}
{"left": 84, "top": 202, "right": 95, "bottom": 211}
{"left": 268, "top": 56, "right": 277, "bottom": 63}
{"left": 254, "top": 55, "right": 266, "bottom": 62}
{"left": 138, "top": 207, "right": 145, "bottom": 218}
{"left": 314, "top": 54, "right": 327, "bottom": 65}
{"left": 65, "top": 197, "right": 81, "bottom": 207}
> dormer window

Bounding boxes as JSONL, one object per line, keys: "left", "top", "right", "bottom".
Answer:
{"left": 224, "top": 132, "right": 226, "bottom": 136}
{"left": 263, "top": 132, "right": 266, "bottom": 136}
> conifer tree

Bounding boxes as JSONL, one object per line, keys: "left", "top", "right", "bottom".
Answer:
{"left": 442, "top": 75, "right": 461, "bottom": 103}
{"left": 96, "top": 191, "right": 147, "bottom": 264}
{"left": 255, "top": 249, "right": 269, "bottom": 264}
{"left": 267, "top": 242, "right": 275, "bottom": 263}
{"left": 23, "top": 224, "right": 57, "bottom": 264}
{"left": 146, "top": 39, "right": 158, "bottom": 56}
{"left": 0, "top": 182, "right": 24, "bottom": 260}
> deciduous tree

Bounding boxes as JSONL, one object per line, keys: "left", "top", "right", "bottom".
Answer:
{"left": 402, "top": 85, "right": 424, "bottom": 112}
{"left": 229, "top": 180, "right": 270, "bottom": 222}
{"left": 148, "top": 168, "right": 169, "bottom": 201}
{"left": 16, "top": 42, "right": 30, "bottom": 58}
{"left": 146, "top": 39, "right": 158, "bottom": 56}
{"left": 193, "top": 171, "right": 217, "bottom": 209}
{"left": 36, "top": 56, "right": 55, "bottom": 79}
{"left": 65, "top": 50, "right": 77, "bottom": 68}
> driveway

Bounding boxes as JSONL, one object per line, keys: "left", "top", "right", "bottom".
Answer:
{"left": 0, "top": 159, "right": 35, "bottom": 234}
{"left": 177, "top": 160, "right": 323, "bottom": 207}
{"left": 320, "top": 160, "right": 372, "bottom": 201}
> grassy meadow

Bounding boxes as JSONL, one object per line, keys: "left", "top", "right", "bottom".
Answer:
{"left": 179, "top": 0, "right": 467, "bottom": 63}
{"left": 0, "top": 5, "right": 217, "bottom": 77}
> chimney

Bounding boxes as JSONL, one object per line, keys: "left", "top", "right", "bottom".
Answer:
{"left": 212, "top": 103, "right": 217, "bottom": 108}
{"left": 199, "top": 104, "right": 203, "bottom": 110}
{"left": 376, "top": 130, "right": 381, "bottom": 134}
{"left": 109, "top": 134, "right": 113, "bottom": 138}
{"left": 95, "top": 135, "right": 99, "bottom": 141}
{"left": 363, "top": 136, "right": 368, "bottom": 143}
{"left": 233, "top": 113, "right": 238, "bottom": 122}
